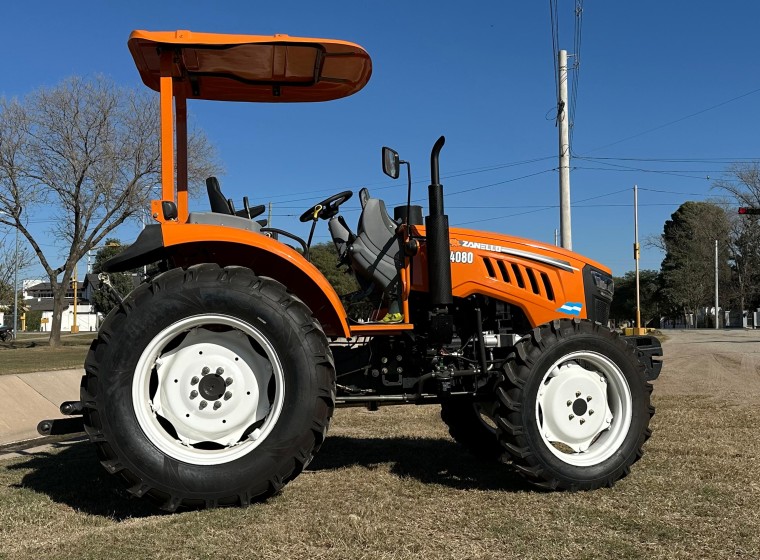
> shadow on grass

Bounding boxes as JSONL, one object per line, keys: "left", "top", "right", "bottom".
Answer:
{"left": 5, "top": 441, "right": 160, "bottom": 520}
{"left": 6, "top": 435, "right": 532, "bottom": 519}
{"left": 309, "top": 435, "right": 533, "bottom": 493}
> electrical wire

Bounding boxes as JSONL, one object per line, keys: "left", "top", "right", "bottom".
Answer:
{"left": 569, "top": 0, "right": 584, "bottom": 146}
{"left": 549, "top": 0, "right": 560, "bottom": 107}
{"left": 578, "top": 86, "right": 760, "bottom": 155}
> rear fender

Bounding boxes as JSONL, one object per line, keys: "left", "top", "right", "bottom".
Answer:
{"left": 103, "top": 223, "right": 350, "bottom": 338}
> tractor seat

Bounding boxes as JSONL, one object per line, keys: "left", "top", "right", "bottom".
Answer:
{"left": 190, "top": 176, "right": 262, "bottom": 232}
{"left": 347, "top": 188, "right": 402, "bottom": 292}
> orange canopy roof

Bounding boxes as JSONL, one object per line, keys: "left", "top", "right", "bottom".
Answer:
{"left": 128, "top": 30, "right": 372, "bottom": 102}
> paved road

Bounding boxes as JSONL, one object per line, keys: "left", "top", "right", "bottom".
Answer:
{"left": 655, "top": 328, "right": 760, "bottom": 403}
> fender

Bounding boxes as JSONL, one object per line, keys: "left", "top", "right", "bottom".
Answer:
{"left": 103, "top": 223, "right": 350, "bottom": 338}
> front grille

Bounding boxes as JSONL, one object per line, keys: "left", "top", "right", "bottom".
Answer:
{"left": 593, "top": 296, "right": 610, "bottom": 325}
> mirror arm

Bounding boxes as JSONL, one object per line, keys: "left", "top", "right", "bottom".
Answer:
{"left": 401, "top": 160, "right": 412, "bottom": 231}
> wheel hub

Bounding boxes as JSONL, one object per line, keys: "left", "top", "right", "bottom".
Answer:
{"left": 198, "top": 374, "right": 226, "bottom": 401}
{"left": 538, "top": 361, "right": 614, "bottom": 454}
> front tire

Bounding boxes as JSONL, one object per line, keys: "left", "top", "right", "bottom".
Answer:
{"left": 494, "top": 319, "right": 654, "bottom": 490}
{"left": 81, "top": 265, "right": 335, "bottom": 510}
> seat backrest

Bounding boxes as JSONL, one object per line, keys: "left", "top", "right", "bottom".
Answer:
{"left": 349, "top": 194, "right": 401, "bottom": 291}
{"left": 206, "top": 177, "right": 233, "bottom": 215}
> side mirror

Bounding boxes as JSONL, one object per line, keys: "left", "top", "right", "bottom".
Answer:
{"left": 382, "top": 147, "right": 400, "bottom": 179}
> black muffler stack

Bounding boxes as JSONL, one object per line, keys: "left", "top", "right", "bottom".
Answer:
{"left": 425, "top": 136, "right": 454, "bottom": 342}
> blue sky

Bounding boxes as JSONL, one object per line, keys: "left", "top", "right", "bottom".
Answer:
{"left": 3, "top": 1, "right": 759, "bottom": 281}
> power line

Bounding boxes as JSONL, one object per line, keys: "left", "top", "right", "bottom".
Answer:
{"left": 259, "top": 156, "right": 555, "bottom": 206}
{"left": 549, "top": 0, "right": 560, "bottom": 106}
{"left": 578, "top": 156, "right": 760, "bottom": 164}
{"left": 455, "top": 187, "right": 629, "bottom": 226}
{"left": 579, "top": 86, "right": 760, "bottom": 155}
{"left": 569, "top": 0, "right": 584, "bottom": 145}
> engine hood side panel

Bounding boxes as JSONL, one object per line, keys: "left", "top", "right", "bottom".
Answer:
{"left": 410, "top": 226, "right": 610, "bottom": 327}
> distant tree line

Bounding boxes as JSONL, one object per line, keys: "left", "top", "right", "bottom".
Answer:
{"left": 611, "top": 162, "right": 760, "bottom": 328}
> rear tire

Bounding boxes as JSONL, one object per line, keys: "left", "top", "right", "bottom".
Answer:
{"left": 81, "top": 264, "right": 335, "bottom": 510}
{"left": 494, "top": 319, "right": 654, "bottom": 490}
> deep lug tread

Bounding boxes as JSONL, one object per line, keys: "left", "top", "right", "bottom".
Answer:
{"left": 493, "top": 318, "right": 655, "bottom": 491}
{"left": 81, "top": 264, "right": 336, "bottom": 511}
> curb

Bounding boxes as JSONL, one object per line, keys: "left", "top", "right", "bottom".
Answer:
{"left": 0, "top": 369, "right": 83, "bottom": 446}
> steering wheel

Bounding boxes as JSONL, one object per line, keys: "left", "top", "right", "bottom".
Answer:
{"left": 299, "top": 190, "right": 353, "bottom": 222}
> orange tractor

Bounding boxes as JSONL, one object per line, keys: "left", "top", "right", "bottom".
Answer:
{"left": 40, "top": 30, "right": 661, "bottom": 510}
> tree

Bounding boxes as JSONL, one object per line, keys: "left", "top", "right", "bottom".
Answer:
{"left": 0, "top": 76, "right": 219, "bottom": 346}
{"left": 713, "top": 162, "right": 760, "bottom": 207}
{"left": 0, "top": 233, "right": 33, "bottom": 323}
{"left": 714, "top": 163, "right": 760, "bottom": 314}
{"left": 609, "top": 270, "right": 664, "bottom": 327}
{"left": 308, "top": 242, "right": 360, "bottom": 295}
{"left": 307, "top": 242, "right": 373, "bottom": 319}
{"left": 90, "top": 239, "right": 135, "bottom": 316}
{"left": 659, "top": 202, "right": 731, "bottom": 327}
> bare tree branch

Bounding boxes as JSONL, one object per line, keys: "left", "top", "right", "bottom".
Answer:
{"left": 0, "top": 76, "right": 220, "bottom": 345}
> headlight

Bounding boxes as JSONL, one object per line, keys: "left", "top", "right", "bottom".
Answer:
{"left": 590, "top": 271, "right": 614, "bottom": 297}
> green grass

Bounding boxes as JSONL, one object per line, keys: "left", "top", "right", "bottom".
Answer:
{"left": 0, "top": 333, "right": 96, "bottom": 375}
{"left": 0, "top": 394, "right": 758, "bottom": 559}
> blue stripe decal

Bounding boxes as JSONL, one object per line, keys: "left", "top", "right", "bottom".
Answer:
{"left": 557, "top": 302, "right": 583, "bottom": 316}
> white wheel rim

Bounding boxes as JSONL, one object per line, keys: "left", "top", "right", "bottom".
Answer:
{"left": 132, "top": 314, "right": 285, "bottom": 466}
{"left": 536, "top": 350, "right": 632, "bottom": 466}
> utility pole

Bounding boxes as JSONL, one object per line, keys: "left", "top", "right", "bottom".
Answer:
{"left": 634, "top": 186, "right": 640, "bottom": 328}
{"left": 558, "top": 49, "right": 572, "bottom": 250}
{"left": 12, "top": 223, "right": 18, "bottom": 336}
{"left": 715, "top": 239, "right": 719, "bottom": 329}
{"left": 71, "top": 263, "right": 79, "bottom": 334}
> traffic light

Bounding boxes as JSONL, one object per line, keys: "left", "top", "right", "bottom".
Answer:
{"left": 738, "top": 207, "right": 760, "bottom": 215}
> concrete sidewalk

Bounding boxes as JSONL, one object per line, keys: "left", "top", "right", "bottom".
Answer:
{"left": 0, "top": 369, "right": 83, "bottom": 446}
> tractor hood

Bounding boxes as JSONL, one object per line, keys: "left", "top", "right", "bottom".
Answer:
{"left": 448, "top": 227, "right": 611, "bottom": 275}
{"left": 128, "top": 29, "right": 372, "bottom": 103}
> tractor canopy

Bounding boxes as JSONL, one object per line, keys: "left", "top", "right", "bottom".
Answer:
{"left": 127, "top": 30, "right": 372, "bottom": 223}
{"left": 128, "top": 30, "right": 372, "bottom": 103}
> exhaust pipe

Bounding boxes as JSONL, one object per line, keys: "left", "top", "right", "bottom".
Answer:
{"left": 425, "top": 136, "right": 453, "bottom": 310}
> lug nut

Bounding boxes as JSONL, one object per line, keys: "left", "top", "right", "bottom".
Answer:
{"left": 225, "top": 377, "right": 233, "bottom": 386}
{"left": 199, "top": 400, "right": 208, "bottom": 410}
{"left": 224, "top": 391, "right": 232, "bottom": 400}
{"left": 576, "top": 391, "right": 581, "bottom": 397}
{"left": 213, "top": 401, "right": 222, "bottom": 410}
{"left": 569, "top": 414, "right": 575, "bottom": 420}
{"left": 191, "top": 376, "right": 199, "bottom": 385}
{"left": 381, "top": 367, "right": 388, "bottom": 375}
{"left": 587, "top": 396, "right": 592, "bottom": 402}
{"left": 396, "top": 355, "right": 403, "bottom": 361}
{"left": 580, "top": 419, "right": 586, "bottom": 425}
{"left": 397, "top": 367, "right": 403, "bottom": 374}
{"left": 190, "top": 390, "right": 198, "bottom": 399}
{"left": 216, "top": 367, "right": 224, "bottom": 375}
{"left": 202, "top": 367, "right": 210, "bottom": 376}
{"left": 566, "top": 400, "right": 572, "bottom": 407}
{"left": 589, "top": 409, "right": 594, "bottom": 415}
{"left": 381, "top": 357, "right": 388, "bottom": 364}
